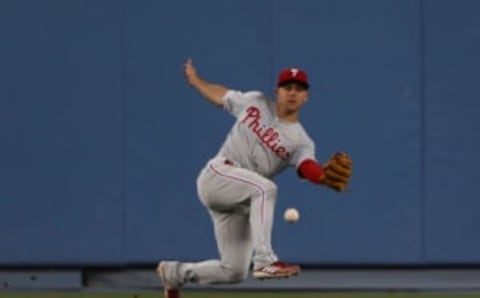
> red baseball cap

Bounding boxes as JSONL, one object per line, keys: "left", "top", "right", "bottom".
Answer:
{"left": 277, "top": 67, "right": 309, "bottom": 89}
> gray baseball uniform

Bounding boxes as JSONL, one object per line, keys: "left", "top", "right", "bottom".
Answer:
{"left": 162, "top": 89, "right": 316, "bottom": 287}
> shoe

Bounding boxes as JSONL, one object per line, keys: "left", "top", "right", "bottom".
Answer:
{"left": 156, "top": 261, "right": 180, "bottom": 298}
{"left": 253, "top": 261, "right": 301, "bottom": 280}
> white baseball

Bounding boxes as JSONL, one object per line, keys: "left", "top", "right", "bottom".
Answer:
{"left": 284, "top": 208, "right": 300, "bottom": 223}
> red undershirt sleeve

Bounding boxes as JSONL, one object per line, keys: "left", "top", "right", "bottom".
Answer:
{"left": 297, "top": 159, "right": 325, "bottom": 185}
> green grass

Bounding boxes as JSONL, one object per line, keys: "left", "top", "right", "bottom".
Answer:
{"left": 1, "top": 292, "right": 480, "bottom": 298}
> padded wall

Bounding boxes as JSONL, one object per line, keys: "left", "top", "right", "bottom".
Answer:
{"left": 1, "top": 0, "right": 479, "bottom": 265}
{"left": 0, "top": 0, "right": 124, "bottom": 264}
{"left": 424, "top": 0, "right": 480, "bottom": 263}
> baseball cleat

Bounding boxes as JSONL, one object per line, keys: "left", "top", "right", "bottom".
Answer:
{"left": 253, "top": 261, "right": 300, "bottom": 280}
{"left": 156, "top": 261, "right": 180, "bottom": 298}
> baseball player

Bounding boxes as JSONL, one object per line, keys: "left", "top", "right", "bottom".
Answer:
{"left": 157, "top": 59, "right": 352, "bottom": 298}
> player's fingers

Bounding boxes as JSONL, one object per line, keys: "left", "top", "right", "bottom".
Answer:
{"left": 325, "top": 169, "right": 350, "bottom": 183}
{"left": 186, "top": 58, "right": 195, "bottom": 72}
{"left": 339, "top": 157, "right": 352, "bottom": 168}
{"left": 322, "top": 177, "right": 347, "bottom": 192}
{"left": 185, "top": 60, "right": 197, "bottom": 74}
{"left": 183, "top": 59, "right": 191, "bottom": 72}
{"left": 327, "top": 163, "right": 351, "bottom": 177}
{"left": 334, "top": 153, "right": 353, "bottom": 167}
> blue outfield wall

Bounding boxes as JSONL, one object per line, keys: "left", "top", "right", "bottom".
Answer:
{"left": 0, "top": 0, "right": 479, "bottom": 266}
{"left": 423, "top": 0, "right": 480, "bottom": 263}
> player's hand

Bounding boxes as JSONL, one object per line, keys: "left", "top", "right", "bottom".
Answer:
{"left": 183, "top": 58, "right": 199, "bottom": 86}
{"left": 320, "top": 152, "right": 353, "bottom": 192}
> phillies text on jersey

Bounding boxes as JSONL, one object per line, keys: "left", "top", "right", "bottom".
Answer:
{"left": 217, "top": 90, "right": 316, "bottom": 178}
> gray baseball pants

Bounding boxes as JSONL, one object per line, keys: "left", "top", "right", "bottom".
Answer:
{"left": 161, "top": 156, "right": 278, "bottom": 287}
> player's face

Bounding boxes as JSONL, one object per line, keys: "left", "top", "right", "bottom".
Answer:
{"left": 275, "top": 83, "right": 309, "bottom": 113}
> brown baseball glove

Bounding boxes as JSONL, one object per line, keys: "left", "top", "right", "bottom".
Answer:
{"left": 320, "top": 152, "right": 353, "bottom": 192}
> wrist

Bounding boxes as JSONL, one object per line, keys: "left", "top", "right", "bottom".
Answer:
{"left": 298, "top": 159, "right": 325, "bottom": 185}
{"left": 188, "top": 75, "right": 202, "bottom": 87}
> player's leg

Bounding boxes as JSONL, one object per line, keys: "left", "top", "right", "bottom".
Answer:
{"left": 202, "top": 158, "right": 299, "bottom": 279}
{"left": 234, "top": 171, "right": 300, "bottom": 279}
{"left": 159, "top": 208, "right": 252, "bottom": 287}
{"left": 157, "top": 156, "right": 298, "bottom": 292}
{"left": 199, "top": 158, "right": 277, "bottom": 266}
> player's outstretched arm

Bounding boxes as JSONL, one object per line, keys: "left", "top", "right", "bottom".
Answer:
{"left": 298, "top": 152, "right": 353, "bottom": 192}
{"left": 183, "top": 58, "right": 228, "bottom": 107}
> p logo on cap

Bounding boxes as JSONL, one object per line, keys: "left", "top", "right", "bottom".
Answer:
{"left": 277, "top": 68, "right": 309, "bottom": 89}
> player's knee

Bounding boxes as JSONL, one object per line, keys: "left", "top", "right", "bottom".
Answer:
{"left": 263, "top": 180, "right": 278, "bottom": 199}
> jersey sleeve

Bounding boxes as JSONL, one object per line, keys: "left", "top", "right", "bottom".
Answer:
{"left": 290, "top": 136, "right": 316, "bottom": 168}
{"left": 222, "top": 90, "right": 264, "bottom": 117}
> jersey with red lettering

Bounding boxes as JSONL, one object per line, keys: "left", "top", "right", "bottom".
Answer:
{"left": 216, "top": 90, "right": 316, "bottom": 178}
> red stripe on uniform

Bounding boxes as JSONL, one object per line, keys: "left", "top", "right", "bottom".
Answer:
{"left": 208, "top": 163, "right": 274, "bottom": 262}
